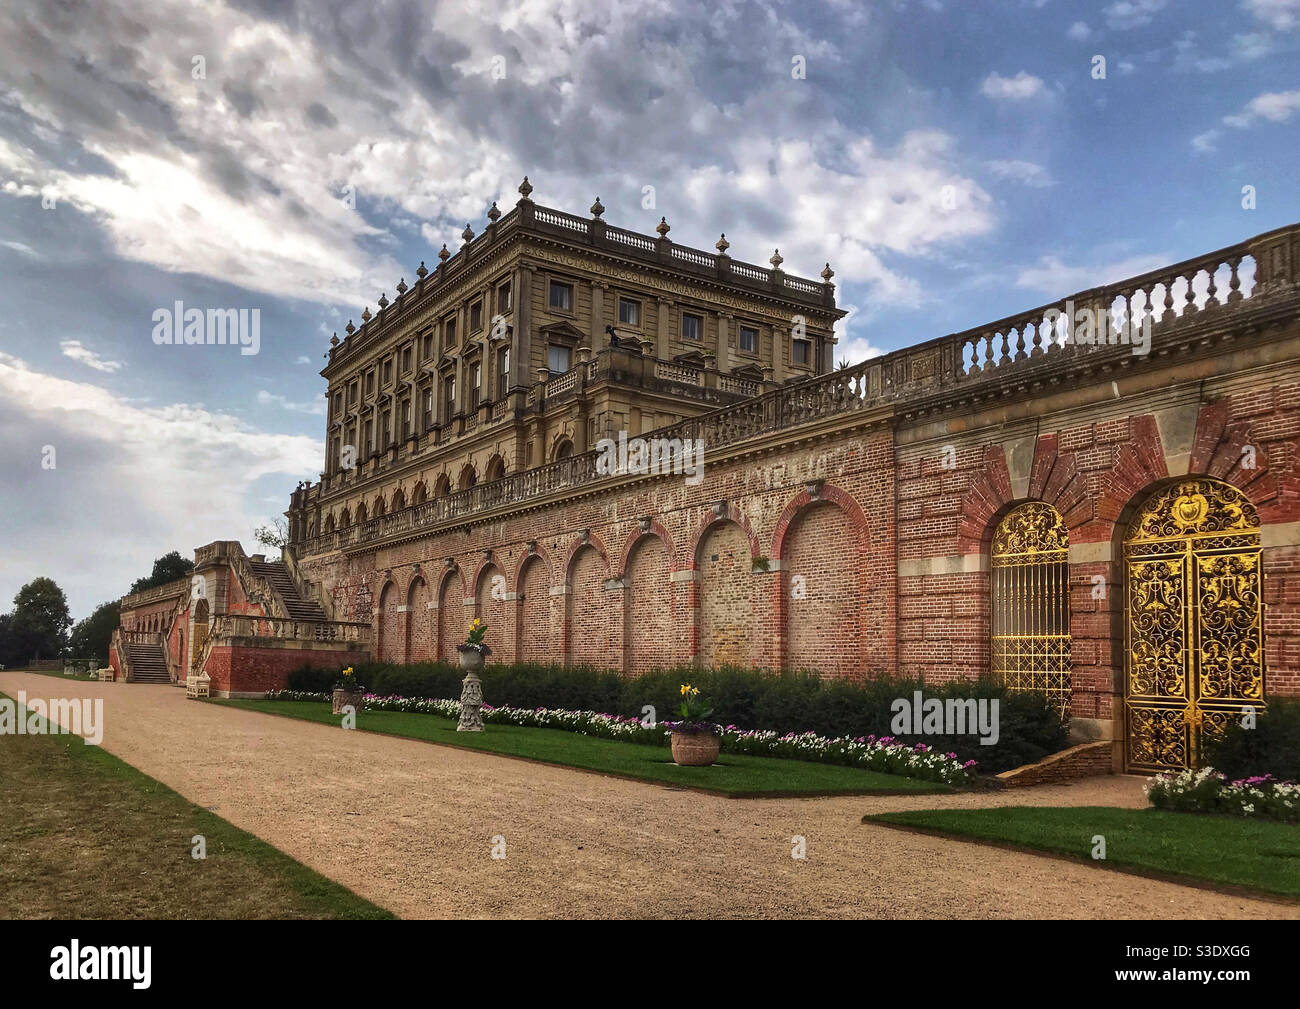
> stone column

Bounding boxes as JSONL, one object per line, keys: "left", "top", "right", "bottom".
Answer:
{"left": 513, "top": 264, "right": 534, "bottom": 391}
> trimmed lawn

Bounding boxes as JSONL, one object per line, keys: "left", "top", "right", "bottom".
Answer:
{"left": 0, "top": 692, "right": 394, "bottom": 919}
{"left": 215, "top": 698, "right": 953, "bottom": 796}
{"left": 866, "top": 805, "right": 1300, "bottom": 898}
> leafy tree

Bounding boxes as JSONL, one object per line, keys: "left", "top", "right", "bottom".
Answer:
{"left": 254, "top": 518, "right": 288, "bottom": 555}
{"left": 9, "top": 577, "right": 72, "bottom": 661}
{"left": 67, "top": 599, "right": 121, "bottom": 667}
{"left": 129, "top": 551, "right": 194, "bottom": 595}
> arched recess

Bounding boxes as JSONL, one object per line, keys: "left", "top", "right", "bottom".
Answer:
{"left": 474, "top": 563, "right": 508, "bottom": 662}
{"left": 339, "top": 508, "right": 351, "bottom": 528}
{"left": 355, "top": 503, "right": 368, "bottom": 525}
{"left": 566, "top": 543, "right": 611, "bottom": 665}
{"left": 623, "top": 533, "right": 673, "bottom": 674}
{"left": 515, "top": 553, "right": 552, "bottom": 663}
{"left": 1122, "top": 476, "right": 1264, "bottom": 774}
{"left": 551, "top": 436, "right": 574, "bottom": 461}
{"left": 406, "top": 576, "right": 432, "bottom": 662}
{"left": 433, "top": 474, "right": 451, "bottom": 498}
{"left": 412, "top": 481, "right": 428, "bottom": 505}
{"left": 989, "top": 501, "right": 1072, "bottom": 718}
{"left": 457, "top": 464, "right": 477, "bottom": 490}
{"left": 485, "top": 454, "right": 506, "bottom": 482}
{"left": 777, "top": 492, "right": 867, "bottom": 677}
{"left": 373, "top": 496, "right": 386, "bottom": 518}
{"left": 696, "top": 520, "right": 756, "bottom": 668}
{"left": 391, "top": 488, "right": 406, "bottom": 511}
{"left": 377, "top": 581, "right": 401, "bottom": 662}
{"left": 437, "top": 568, "right": 464, "bottom": 662}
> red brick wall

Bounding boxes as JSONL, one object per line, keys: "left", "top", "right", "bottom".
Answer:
{"left": 376, "top": 582, "right": 401, "bottom": 662}
{"left": 406, "top": 577, "right": 432, "bottom": 662}
{"left": 204, "top": 644, "right": 371, "bottom": 695}
{"left": 437, "top": 570, "right": 462, "bottom": 662}
{"left": 517, "top": 554, "right": 554, "bottom": 663}
{"left": 567, "top": 544, "right": 612, "bottom": 665}
{"left": 624, "top": 534, "right": 673, "bottom": 674}
{"left": 696, "top": 520, "right": 754, "bottom": 668}
{"left": 474, "top": 563, "right": 509, "bottom": 665}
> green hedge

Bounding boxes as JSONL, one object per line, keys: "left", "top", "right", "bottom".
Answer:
{"left": 288, "top": 660, "right": 1067, "bottom": 773}
{"left": 1204, "top": 697, "right": 1300, "bottom": 781}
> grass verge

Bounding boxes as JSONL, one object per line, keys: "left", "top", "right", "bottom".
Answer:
{"left": 865, "top": 805, "right": 1300, "bottom": 898}
{"left": 215, "top": 698, "right": 952, "bottom": 797}
{"left": 0, "top": 691, "right": 394, "bottom": 919}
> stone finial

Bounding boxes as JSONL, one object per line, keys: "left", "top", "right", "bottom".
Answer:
{"left": 330, "top": 332, "right": 339, "bottom": 347}
{"left": 378, "top": 292, "right": 389, "bottom": 309}
{"left": 769, "top": 249, "right": 784, "bottom": 269}
{"left": 361, "top": 306, "right": 371, "bottom": 322}
{"left": 396, "top": 278, "right": 407, "bottom": 295}
{"left": 590, "top": 196, "right": 605, "bottom": 218}
{"left": 438, "top": 243, "right": 450, "bottom": 263}
{"left": 715, "top": 233, "right": 730, "bottom": 255}
{"left": 487, "top": 201, "right": 501, "bottom": 223}
{"left": 518, "top": 175, "right": 533, "bottom": 199}
{"left": 821, "top": 262, "right": 835, "bottom": 282}
{"left": 345, "top": 320, "right": 355, "bottom": 334}
{"left": 416, "top": 260, "right": 428, "bottom": 278}
{"left": 655, "top": 216, "right": 670, "bottom": 238}
{"left": 462, "top": 223, "right": 475, "bottom": 243}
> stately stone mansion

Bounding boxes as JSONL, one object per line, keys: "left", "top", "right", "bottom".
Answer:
{"left": 112, "top": 180, "right": 1300, "bottom": 775}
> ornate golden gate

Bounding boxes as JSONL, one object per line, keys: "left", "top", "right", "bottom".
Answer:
{"left": 991, "top": 502, "right": 1072, "bottom": 718}
{"left": 1123, "top": 478, "right": 1265, "bottom": 773}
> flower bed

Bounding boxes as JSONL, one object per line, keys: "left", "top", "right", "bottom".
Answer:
{"left": 1146, "top": 766, "right": 1300, "bottom": 822}
{"left": 263, "top": 690, "right": 976, "bottom": 785}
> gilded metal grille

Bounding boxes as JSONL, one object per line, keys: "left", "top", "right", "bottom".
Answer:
{"left": 1123, "top": 478, "right": 1265, "bottom": 773}
{"left": 991, "top": 502, "right": 1072, "bottom": 719}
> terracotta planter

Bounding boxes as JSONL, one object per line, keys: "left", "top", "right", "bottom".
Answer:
{"left": 671, "top": 730, "right": 721, "bottom": 766}
{"left": 332, "top": 688, "right": 364, "bottom": 715}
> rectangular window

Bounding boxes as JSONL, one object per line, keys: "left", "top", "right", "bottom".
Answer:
{"left": 618, "top": 297, "right": 640, "bottom": 326}
{"left": 401, "top": 399, "right": 411, "bottom": 439}
{"left": 793, "top": 339, "right": 811, "bottom": 366}
{"left": 401, "top": 347, "right": 412, "bottom": 374}
{"left": 422, "top": 388, "right": 433, "bottom": 430}
{"left": 443, "top": 375, "right": 456, "bottom": 424}
{"left": 445, "top": 316, "right": 457, "bottom": 347}
{"left": 469, "top": 300, "right": 483, "bottom": 332}
{"left": 380, "top": 411, "right": 391, "bottom": 450}
{"left": 549, "top": 280, "right": 573, "bottom": 312}
{"left": 363, "top": 419, "right": 373, "bottom": 456}
{"left": 365, "top": 371, "right": 374, "bottom": 396}
{"left": 333, "top": 392, "right": 342, "bottom": 415}
{"left": 497, "top": 348, "right": 510, "bottom": 398}
{"left": 739, "top": 325, "right": 758, "bottom": 354}
{"left": 422, "top": 333, "right": 434, "bottom": 360}
{"left": 382, "top": 360, "right": 392, "bottom": 386}
{"left": 547, "top": 344, "right": 571, "bottom": 376}
{"left": 498, "top": 281, "right": 512, "bottom": 313}
{"left": 348, "top": 381, "right": 358, "bottom": 405}
{"left": 681, "top": 312, "right": 703, "bottom": 341}
{"left": 470, "top": 361, "right": 482, "bottom": 411}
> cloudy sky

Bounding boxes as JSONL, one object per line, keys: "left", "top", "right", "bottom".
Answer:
{"left": 1, "top": 0, "right": 1297, "bottom": 620}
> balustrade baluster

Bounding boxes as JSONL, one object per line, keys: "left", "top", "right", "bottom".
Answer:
{"left": 1183, "top": 269, "right": 1199, "bottom": 316}
{"left": 1227, "top": 256, "right": 1244, "bottom": 303}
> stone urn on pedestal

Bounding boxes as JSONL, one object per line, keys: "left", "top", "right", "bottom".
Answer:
{"left": 456, "top": 618, "right": 490, "bottom": 732}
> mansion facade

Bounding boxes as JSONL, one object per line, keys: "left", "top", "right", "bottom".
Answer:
{"left": 112, "top": 186, "right": 1300, "bottom": 776}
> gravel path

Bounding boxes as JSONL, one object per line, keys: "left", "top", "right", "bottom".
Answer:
{"left": 2, "top": 672, "right": 1293, "bottom": 920}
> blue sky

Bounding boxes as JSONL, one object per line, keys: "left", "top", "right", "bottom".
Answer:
{"left": 1, "top": 0, "right": 1297, "bottom": 619}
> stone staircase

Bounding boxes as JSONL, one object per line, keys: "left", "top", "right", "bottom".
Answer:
{"left": 126, "top": 641, "right": 171, "bottom": 683}
{"left": 249, "top": 559, "right": 326, "bottom": 621}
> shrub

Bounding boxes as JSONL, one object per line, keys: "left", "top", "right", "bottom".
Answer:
{"left": 1203, "top": 697, "right": 1300, "bottom": 782}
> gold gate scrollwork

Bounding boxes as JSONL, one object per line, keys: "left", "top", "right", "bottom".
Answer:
{"left": 991, "top": 502, "right": 1072, "bottom": 719}
{"left": 1123, "top": 479, "right": 1265, "bottom": 773}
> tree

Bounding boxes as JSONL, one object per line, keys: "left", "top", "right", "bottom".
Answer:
{"left": 67, "top": 599, "right": 121, "bottom": 667}
{"left": 129, "top": 551, "right": 194, "bottom": 595}
{"left": 9, "top": 577, "right": 72, "bottom": 661}
{"left": 254, "top": 518, "right": 288, "bottom": 556}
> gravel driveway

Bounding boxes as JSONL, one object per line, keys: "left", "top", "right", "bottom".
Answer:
{"left": 2, "top": 671, "right": 1292, "bottom": 920}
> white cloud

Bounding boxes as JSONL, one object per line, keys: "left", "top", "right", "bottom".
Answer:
{"left": 1014, "top": 252, "right": 1171, "bottom": 294}
{"left": 985, "top": 159, "right": 1056, "bottom": 187}
{"left": 979, "top": 71, "right": 1045, "bottom": 101}
{"left": 1244, "top": 0, "right": 1300, "bottom": 31}
{"left": 256, "top": 389, "right": 326, "bottom": 415}
{"left": 1224, "top": 89, "right": 1300, "bottom": 127}
{"left": 0, "top": 350, "right": 320, "bottom": 617}
{"left": 1067, "top": 22, "right": 1092, "bottom": 40}
{"left": 1191, "top": 129, "right": 1221, "bottom": 153}
{"left": 295, "top": 355, "right": 312, "bottom": 365}
{"left": 1104, "top": 0, "right": 1168, "bottom": 29}
{"left": 59, "top": 340, "right": 123, "bottom": 374}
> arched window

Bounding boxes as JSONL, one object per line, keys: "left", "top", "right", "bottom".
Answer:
{"left": 485, "top": 455, "right": 505, "bottom": 482}
{"left": 458, "top": 464, "right": 477, "bottom": 490}
{"left": 990, "top": 501, "right": 1072, "bottom": 718}
{"left": 433, "top": 474, "right": 451, "bottom": 498}
{"left": 552, "top": 437, "right": 574, "bottom": 461}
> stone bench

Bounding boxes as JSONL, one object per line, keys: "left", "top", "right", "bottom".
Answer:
{"left": 186, "top": 673, "right": 211, "bottom": 699}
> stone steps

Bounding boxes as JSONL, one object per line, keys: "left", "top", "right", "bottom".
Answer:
{"left": 250, "top": 560, "right": 326, "bottom": 621}
{"left": 126, "top": 643, "right": 170, "bottom": 683}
